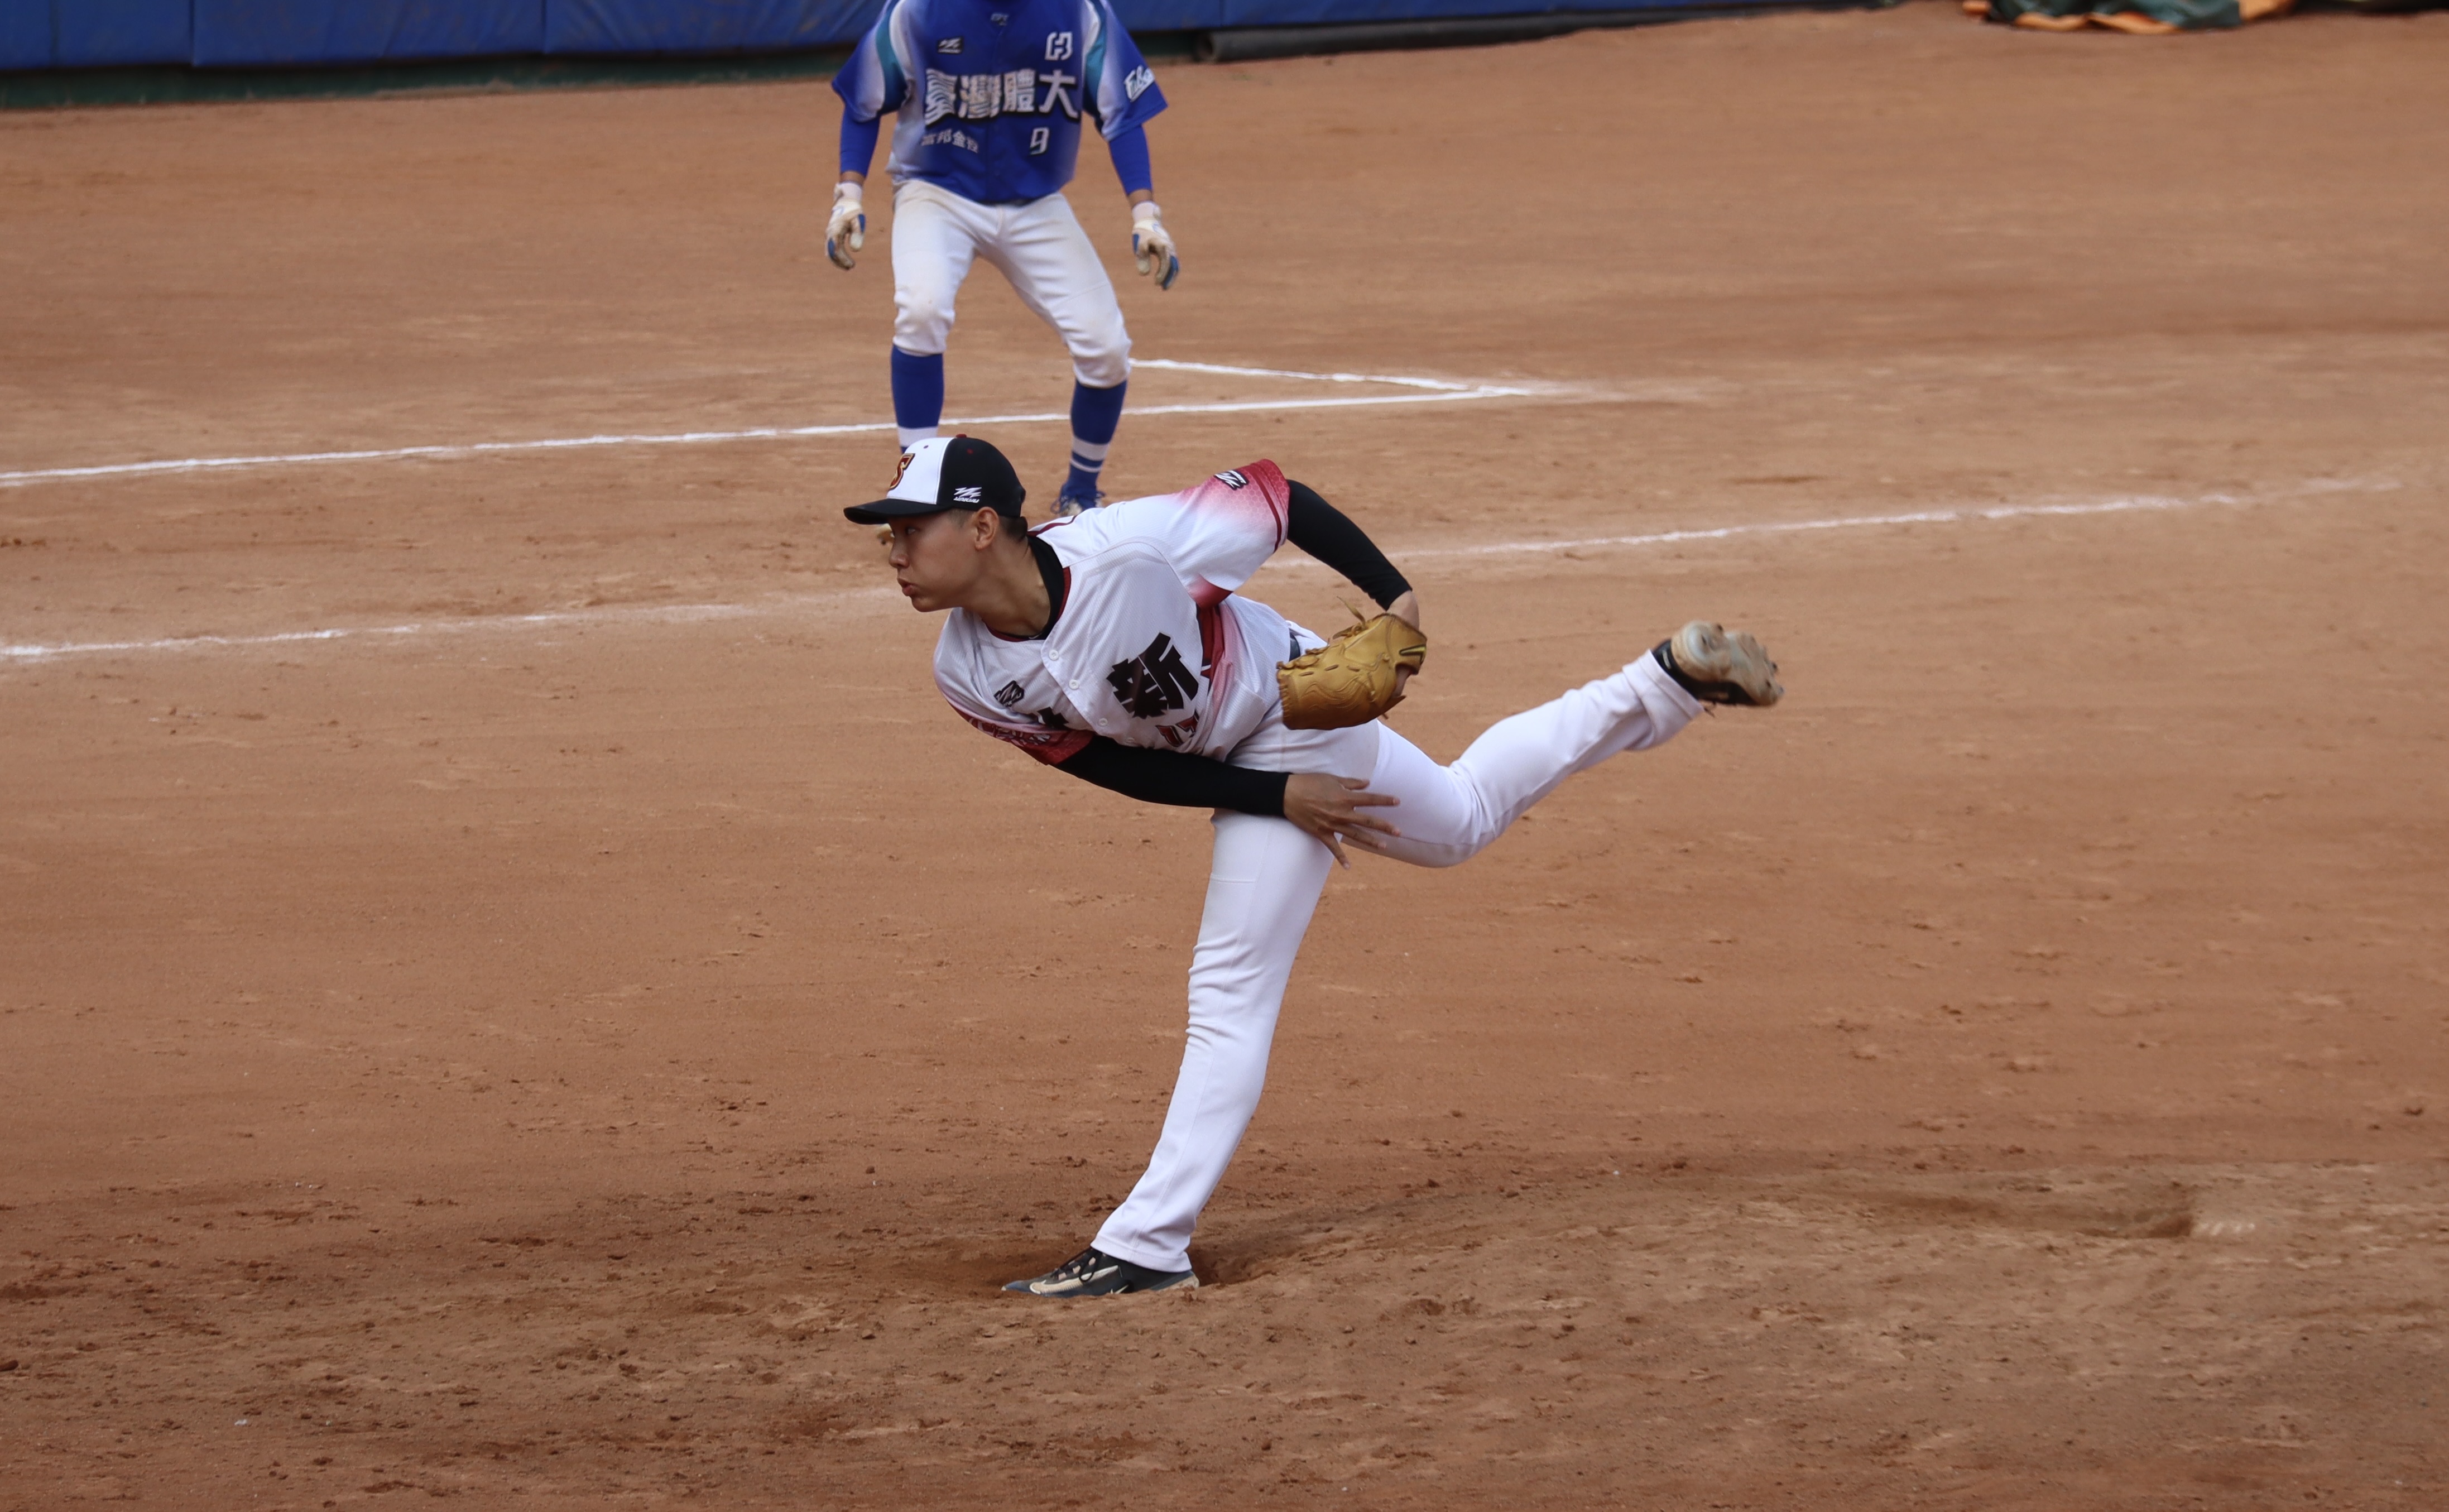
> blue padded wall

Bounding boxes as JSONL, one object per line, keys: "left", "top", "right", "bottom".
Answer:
{"left": 54, "top": 0, "right": 193, "bottom": 66}
{"left": 1112, "top": 0, "right": 1225, "bottom": 25}
{"left": 1120, "top": 0, "right": 1727, "bottom": 21}
{"left": 544, "top": 0, "right": 879, "bottom": 54}
{"left": 7, "top": 0, "right": 1785, "bottom": 73}
{"left": 193, "top": 1, "right": 544, "bottom": 66}
{"left": 1, "top": 0, "right": 49, "bottom": 70}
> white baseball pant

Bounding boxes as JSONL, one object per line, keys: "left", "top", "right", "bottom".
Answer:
{"left": 890, "top": 179, "right": 1131, "bottom": 389}
{"left": 1092, "top": 652, "right": 1704, "bottom": 1273}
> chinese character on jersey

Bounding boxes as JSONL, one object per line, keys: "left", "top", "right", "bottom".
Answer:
{"left": 1037, "top": 66, "right": 1079, "bottom": 118}
{"left": 1107, "top": 633, "right": 1200, "bottom": 719}
{"left": 957, "top": 70, "right": 1002, "bottom": 119}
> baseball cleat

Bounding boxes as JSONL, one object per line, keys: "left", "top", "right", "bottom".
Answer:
{"left": 1002, "top": 1246, "right": 1198, "bottom": 1297}
{"left": 1050, "top": 490, "right": 1105, "bottom": 519}
{"left": 1655, "top": 621, "right": 1783, "bottom": 707}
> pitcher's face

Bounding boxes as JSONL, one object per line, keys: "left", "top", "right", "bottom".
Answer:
{"left": 886, "top": 508, "right": 997, "bottom": 613}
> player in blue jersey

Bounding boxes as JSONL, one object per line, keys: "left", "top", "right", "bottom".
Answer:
{"left": 828, "top": 0, "right": 1179, "bottom": 516}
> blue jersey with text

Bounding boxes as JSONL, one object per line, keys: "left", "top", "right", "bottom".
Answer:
{"left": 833, "top": 0, "right": 1165, "bottom": 206}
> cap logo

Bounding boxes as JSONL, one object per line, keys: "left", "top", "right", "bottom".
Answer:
{"left": 954, "top": 486, "right": 983, "bottom": 504}
{"left": 889, "top": 451, "right": 916, "bottom": 489}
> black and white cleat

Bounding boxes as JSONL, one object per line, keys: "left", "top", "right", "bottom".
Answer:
{"left": 1655, "top": 621, "right": 1784, "bottom": 707}
{"left": 1002, "top": 1246, "right": 1198, "bottom": 1297}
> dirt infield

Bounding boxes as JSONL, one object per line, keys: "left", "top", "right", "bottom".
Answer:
{"left": 4, "top": 4, "right": 2447, "bottom": 1507}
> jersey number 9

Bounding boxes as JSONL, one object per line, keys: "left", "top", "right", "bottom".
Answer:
{"left": 1029, "top": 126, "right": 1050, "bottom": 155}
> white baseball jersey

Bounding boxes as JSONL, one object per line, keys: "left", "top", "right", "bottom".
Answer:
{"left": 935, "top": 461, "right": 1305, "bottom": 765}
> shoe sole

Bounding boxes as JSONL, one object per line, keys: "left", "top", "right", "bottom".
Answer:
{"left": 1672, "top": 621, "right": 1783, "bottom": 707}
{"left": 1002, "top": 1270, "right": 1199, "bottom": 1297}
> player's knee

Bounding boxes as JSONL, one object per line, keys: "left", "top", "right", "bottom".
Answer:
{"left": 894, "top": 287, "right": 958, "bottom": 351}
{"left": 1382, "top": 837, "right": 1478, "bottom": 870}
{"left": 1071, "top": 352, "right": 1129, "bottom": 390}
{"left": 1068, "top": 329, "right": 1130, "bottom": 390}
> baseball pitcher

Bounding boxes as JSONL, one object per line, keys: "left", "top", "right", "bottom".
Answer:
{"left": 847, "top": 436, "right": 1782, "bottom": 1295}
{"left": 828, "top": 0, "right": 1175, "bottom": 516}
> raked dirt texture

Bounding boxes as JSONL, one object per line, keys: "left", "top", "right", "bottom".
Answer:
{"left": 3, "top": 4, "right": 2446, "bottom": 1507}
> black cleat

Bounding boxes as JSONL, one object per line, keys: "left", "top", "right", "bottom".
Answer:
{"left": 1002, "top": 1246, "right": 1198, "bottom": 1297}
{"left": 1654, "top": 621, "right": 1783, "bottom": 707}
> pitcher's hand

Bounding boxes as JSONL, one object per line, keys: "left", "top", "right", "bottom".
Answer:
{"left": 1281, "top": 773, "right": 1400, "bottom": 868}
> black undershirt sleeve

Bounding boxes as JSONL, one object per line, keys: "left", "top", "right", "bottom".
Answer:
{"left": 1285, "top": 481, "right": 1410, "bottom": 608}
{"left": 1054, "top": 737, "right": 1290, "bottom": 818}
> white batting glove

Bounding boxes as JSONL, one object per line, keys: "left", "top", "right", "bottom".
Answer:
{"left": 1131, "top": 201, "right": 1179, "bottom": 292}
{"left": 826, "top": 181, "right": 866, "bottom": 271}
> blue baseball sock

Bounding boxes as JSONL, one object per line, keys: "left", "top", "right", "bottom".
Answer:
{"left": 1062, "top": 378, "right": 1127, "bottom": 501}
{"left": 890, "top": 348, "right": 944, "bottom": 449}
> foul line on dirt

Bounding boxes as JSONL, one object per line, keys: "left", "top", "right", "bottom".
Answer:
{"left": 1132, "top": 359, "right": 1490, "bottom": 393}
{"left": 2, "top": 481, "right": 2390, "bottom": 664}
{"left": 0, "top": 360, "right": 1533, "bottom": 490}
{"left": 0, "top": 601, "right": 787, "bottom": 663}
{"left": 1394, "top": 491, "right": 2256, "bottom": 563}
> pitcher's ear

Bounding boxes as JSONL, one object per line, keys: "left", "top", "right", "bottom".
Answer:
{"left": 983, "top": 508, "right": 1030, "bottom": 549}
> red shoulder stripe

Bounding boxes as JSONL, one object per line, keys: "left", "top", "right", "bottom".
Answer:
{"left": 1238, "top": 459, "right": 1289, "bottom": 545}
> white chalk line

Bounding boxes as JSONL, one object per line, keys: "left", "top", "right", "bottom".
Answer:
{"left": 1134, "top": 358, "right": 1491, "bottom": 393}
{"left": 0, "top": 598, "right": 814, "bottom": 663}
{"left": 1266, "top": 482, "right": 2389, "bottom": 573}
{"left": 1409, "top": 493, "right": 2220, "bottom": 561}
{"left": 0, "top": 360, "right": 1532, "bottom": 489}
{"left": 2, "top": 479, "right": 2392, "bottom": 665}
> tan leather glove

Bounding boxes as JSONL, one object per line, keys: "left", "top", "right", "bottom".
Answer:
{"left": 1276, "top": 612, "right": 1427, "bottom": 730}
